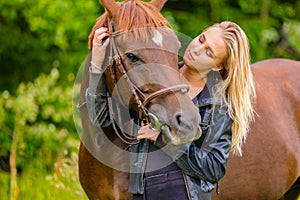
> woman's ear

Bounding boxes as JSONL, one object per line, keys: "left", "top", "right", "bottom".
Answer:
{"left": 212, "top": 65, "right": 224, "bottom": 71}
{"left": 217, "top": 65, "right": 224, "bottom": 70}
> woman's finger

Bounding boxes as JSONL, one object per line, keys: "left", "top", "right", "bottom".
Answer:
{"left": 137, "top": 132, "right": 160, "bottom": 141}
{"left": 95, "top": 32, "right": 109, "bottom": 42}
{"left": 138, "top": 125, "right": 152, "bottom": 134}
{"left": 94, "top": 27, "right": 107, "bottom": 35}
{"left": 102, "top": 37, "right": 110, "bottom": 47}
{"left": 137, "top": 125, "right": 160, "bottom": 141}
{"left": 93, "top": 33, "right": 109, "bottom": 48}
{"left": 93, "top": 27, "right": 109, "bottom": 48}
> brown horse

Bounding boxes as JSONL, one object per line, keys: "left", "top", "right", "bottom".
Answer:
{"left": 78, "top": 0, "right": 300, "bottom": 199}
{"left": 212, "top": 58, "right": 300, "bottom": 200}
{"left": 78, "top": 0, "right": 201, "bottom": 199}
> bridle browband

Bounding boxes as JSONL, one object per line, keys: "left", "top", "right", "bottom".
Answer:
{"left": 105, "top": 20, "right": 189, "bottom": 145}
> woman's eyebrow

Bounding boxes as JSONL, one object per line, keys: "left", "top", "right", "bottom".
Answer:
{"left": 199, "top": 33, "right": 206, "bottom": 42}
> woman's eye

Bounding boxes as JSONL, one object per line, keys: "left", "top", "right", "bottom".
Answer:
{"left": 126, "top": 53, "right": 140, "bottom": 63}
{"left": 206, "top": 50, "right": 213, "bottom": 58}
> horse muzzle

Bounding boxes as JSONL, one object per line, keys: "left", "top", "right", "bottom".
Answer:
{"left": 147, "top": 112, "right": 202, "bottom": 145}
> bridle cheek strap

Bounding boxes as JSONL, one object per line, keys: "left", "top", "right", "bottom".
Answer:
{"left": 106, "top": 20, "right": 191, "bottom": 144}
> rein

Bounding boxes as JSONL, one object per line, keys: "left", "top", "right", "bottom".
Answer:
{"left": 105, "top": 21, "right": 189, "bottom": 145}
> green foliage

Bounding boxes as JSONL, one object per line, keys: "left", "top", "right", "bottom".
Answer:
{"left": 0, "top": 153, "right": 87, "bottom": 200}
{"left": 0, "top": 67, "right": 75, "bottom": 166}
{"left": 0, "top": 67, "right": 86, "bottom": 198}
{"left": 164, "top": 0, "right": 300, "bottom": 62}
{"left": 0, "top": 0, "right": 102, "bottom": 91}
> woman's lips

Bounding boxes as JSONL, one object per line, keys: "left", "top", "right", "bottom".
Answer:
{"left": 188, "top": 50, "right": 195, "bottom": 61}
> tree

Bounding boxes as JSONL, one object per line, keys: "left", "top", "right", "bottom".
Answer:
{"left": 163, "top": 0, "right": 300, "bottom": 62}
{"left": 0, "top": 0, "right": 102, "bottom": 91}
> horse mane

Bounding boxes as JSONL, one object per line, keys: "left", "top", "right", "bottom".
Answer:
{"left": 88, "top": 0, "right": 170, "bottom": 50}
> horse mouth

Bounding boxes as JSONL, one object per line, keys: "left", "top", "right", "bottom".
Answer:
{"left": 161, "top": 125, "right": 202, "bottom": 145}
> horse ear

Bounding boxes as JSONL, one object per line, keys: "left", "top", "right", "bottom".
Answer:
{"left": 150, "top": 0, "right": 167, "bottom": 11}
{"left": 99, "top": 0, "right": 120, "bottom": 17}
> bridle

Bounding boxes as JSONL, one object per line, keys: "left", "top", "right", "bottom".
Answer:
{"left": 105, "top": 21, "right": 189, "bottom": 145}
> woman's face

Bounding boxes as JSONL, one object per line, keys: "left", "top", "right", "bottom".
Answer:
{"left": 183, "top": 27, "right": 228, "bottom": 73}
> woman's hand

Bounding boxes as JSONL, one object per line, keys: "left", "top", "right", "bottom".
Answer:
{"left": 91, "top": 27, "right": 110, "bottom": 73}
{"left": 137, "top": 124, "right": 160, "bottom": 141}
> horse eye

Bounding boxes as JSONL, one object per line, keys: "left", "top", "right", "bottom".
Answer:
{"left": 126, "top": 53, "right": 140, "bottom": 63}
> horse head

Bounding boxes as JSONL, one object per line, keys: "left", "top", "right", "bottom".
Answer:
{"left": 89, "top": 0, "right": 201, "bottom": 145}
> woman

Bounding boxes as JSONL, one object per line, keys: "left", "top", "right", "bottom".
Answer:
{"left": 86, "top": 21, "right": 256, "bottom": 199}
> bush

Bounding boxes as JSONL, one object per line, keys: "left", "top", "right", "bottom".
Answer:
{"left": 0, "top": 67, "right": 86, "bottom": 199}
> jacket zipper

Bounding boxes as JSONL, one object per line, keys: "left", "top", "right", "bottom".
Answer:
{"left": 182, "top": 173, "right": 191, "bottom": 200}
{"left": 141, "top": 140, "right": 150, "bottom": 193}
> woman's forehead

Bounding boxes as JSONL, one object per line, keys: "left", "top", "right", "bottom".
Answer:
{"left": 203, "top": 27, "right": 222, "bottom": 37}
{"left": 205, "top": 28, "right": 226, "bottom": 52}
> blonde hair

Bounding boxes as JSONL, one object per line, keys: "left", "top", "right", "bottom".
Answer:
{"left": 213, "top": 21, "right": 256, "bottom": 156}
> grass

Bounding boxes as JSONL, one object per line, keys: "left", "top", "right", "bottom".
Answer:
{"left": 0, "top": 152, "right": 88, "bottom": 200}
{"left": 1, "top": 150, "right": 299, "bottom": 200}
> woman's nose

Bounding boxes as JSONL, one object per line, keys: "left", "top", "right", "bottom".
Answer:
{"left": 194, "top": 45, "right": 204, "bottom": 55}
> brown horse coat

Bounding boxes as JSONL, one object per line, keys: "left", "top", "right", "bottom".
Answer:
{"left": 212, "top": 58, "right": 300, "bottom": 199}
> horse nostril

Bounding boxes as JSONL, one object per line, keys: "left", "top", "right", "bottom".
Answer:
{"left": 174, "top": 112, "right": 194, "bottom": 132}
{"left": 176, "top": 114, "right": 182, "bottom": 126}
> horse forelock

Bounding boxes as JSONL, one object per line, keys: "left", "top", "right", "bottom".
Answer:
{"left": 117, "top": 0, "right": 169, "bottom": 31}
{"left": 89, "top": 0, "right": 170, "bottom": 50}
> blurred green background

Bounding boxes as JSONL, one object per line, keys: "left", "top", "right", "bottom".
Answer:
{"left": 0, "top": 0, "right": 299, "bottom": 199}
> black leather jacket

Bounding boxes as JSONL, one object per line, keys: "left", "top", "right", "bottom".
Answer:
{"left": 85, "top": 65, "right": 232, "bottom": 199}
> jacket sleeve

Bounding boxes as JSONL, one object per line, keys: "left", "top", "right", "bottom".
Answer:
{"left": 154, "top": 103, "right": 232, "bottom": 183}
{"left": 85, "top": 67, "right": 111, "bottom": 127}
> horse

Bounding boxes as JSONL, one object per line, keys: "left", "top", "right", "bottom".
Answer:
{"left": 77, "top": 0, "right": 202, "bottom": 199}
{"left": 77, "top": 0, "right": 300, "bottom": 199}
{"left": 212, "top": 58, "right": 300, "bottom": 200}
